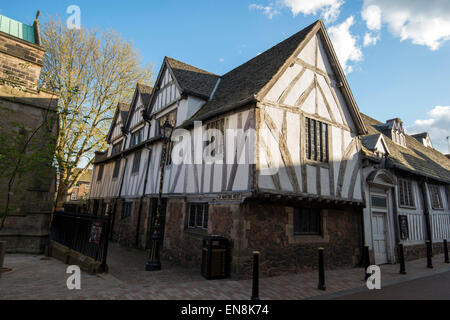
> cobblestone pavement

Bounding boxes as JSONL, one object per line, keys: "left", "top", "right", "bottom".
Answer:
{"left": 1, "top": 243, "right": 450, "bottom": 300}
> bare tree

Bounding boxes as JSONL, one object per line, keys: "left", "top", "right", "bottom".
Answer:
{"left": 40, "top": 18, "right": 153, "bottom": 208}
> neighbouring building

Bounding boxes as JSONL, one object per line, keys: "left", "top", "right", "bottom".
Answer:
{"left": 61, "top": 169, "right": 92, "bottom": 204}
{"left": 360, "top": 116, "right": 450, "bottom": 264}
{"left": 89, "top": 20, "right": 450, "bottom": 278}
{"left": 0, "top": 12, "right": 59, "bottom": 253}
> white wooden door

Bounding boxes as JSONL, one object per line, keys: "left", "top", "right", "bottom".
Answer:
{"left": 372, "top": 212, "right": 388, "bottom": 264}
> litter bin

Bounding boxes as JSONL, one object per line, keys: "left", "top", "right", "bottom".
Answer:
{"left": 201, "top": 235, "right": 230, "bottom": 280}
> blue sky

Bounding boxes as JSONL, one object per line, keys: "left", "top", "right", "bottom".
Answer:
{"left": 2, "top": 0, "right": 450, "bottom": 153}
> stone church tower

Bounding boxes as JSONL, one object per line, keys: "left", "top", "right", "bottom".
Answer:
{"left": 0, "top": 12, "right": 59, "bottom": 253}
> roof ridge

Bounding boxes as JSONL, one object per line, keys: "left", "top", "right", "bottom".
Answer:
{"left": 165, "top": 56, "right": 219, "bottom": 76}
{"left": 220, "top": 20, "right": 320, "bottom": 78}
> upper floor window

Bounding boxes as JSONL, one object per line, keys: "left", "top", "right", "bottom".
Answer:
{"left": 112, "top": 159, "right": 121, "bottom": 179}
{"left": 398, "top": 179, "right": 415, "bottom": 208}
{"left": 112, "top": 141, "right": 122, "bottom": 156}
{"left": 130, "top": 129, "right": 145, "bottom": 147}
{"left": 429, "top": 184, "right": 443, "bottom": 209}
{"left": 131, "top": 150, "right": 142, "bottom": 174}
{"left": 206, "top": 119, "right": 225, "bottom": 157}
{"left": 97, "top": 165, "right": 104, "bottom": 181}
{"left": 293, "top": 207, "right": 321, "bottom": 235}
{"left": 187, "top": 203, "right": 209, "bottom": 230}
{"left": 306, "top": 117, "right": 328, "bottom": 163}
{"left": 71, "top": 192, "right": 78, "bottom": 201}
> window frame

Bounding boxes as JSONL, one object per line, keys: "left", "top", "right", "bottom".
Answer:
{"left": 293, "top": 207, "right": 321, "bottom": 236}
{"left": 131, "top": 150, "right": 142, "bottom": 174}
{"left": 305, "top": 117, "right": 329, "bottom": 163}
{"left": 187, "top": 203, "right": 209, "bottom": 231}
{"left": 112, "top": 159, "right": 121, "bottom": 179}
{"left": 97, "top": 164, "right": 104, "bottom": 181}
{"left": 398, "top": 178, "right": 416, "bottom": 208}
{"left": 121, "top": 201, "right": 132, "bottom": 219}
{"left": 429, "top": 184, "right": 444, "bottom": 210}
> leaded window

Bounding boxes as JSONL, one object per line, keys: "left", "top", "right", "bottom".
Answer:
{"left": 293, "top": 207, "right": 321, "bottom": 235}
{"left": 429, "top": 184, "right": 443, "bottom": 209}
{"left": 306, "top": 117, "right": 328, "bottom": 162}
{"left": 132, "top": 150, "right": 142, "bottom": 173}
{"left": 398, "top": 179, "right": 415, "bottom": 207}
{"left": 187, "top": 203, "right": 209, "bottom": 230}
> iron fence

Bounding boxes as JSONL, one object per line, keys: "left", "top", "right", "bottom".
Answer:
{"left": 50, "top": 210, "right": 111, "bottom": 272}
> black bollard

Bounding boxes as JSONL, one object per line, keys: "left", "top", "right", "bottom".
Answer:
{"left": 251, "top": 251, "right": 260, "bottom": 301}
{"left": 398, "top": 243, "right": 406, "bottom": 275}
{"left": 318, "top": 248, "right": 326, "bottom": 291}
{"left": 444, "top": 239, "right": 450, "bottom": 264}
{"left": 426, "top": 240, "right": 433, "bottom": 269}
{"left": 363, "top": 245, "right": 371, "bottom": 281}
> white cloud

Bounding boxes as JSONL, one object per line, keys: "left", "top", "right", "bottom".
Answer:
{"left": 362, "top": 5, "right": 382, "bottom": 31}
{"left": 249, "top": 3, "right": 280, "bottom": 19}
{"left": 328, "top": 16, "right": 362, "bottom": 74}
{"left": 408, "top": 106, "right": 450, "bottom": 154}
{"left": 282, "top": 0, "right": 344, "bottom": 23}
{"left": 364, "top": 32, "right": 379, "bottom": 46}
{"left": 219, "top": 58, "right": 225, "bottom": 63}
{"left": 363, "top": 0, "right": 450, "bottom": 50}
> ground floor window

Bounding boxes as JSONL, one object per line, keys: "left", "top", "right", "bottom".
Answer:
{"left": 187, "top": 203, "right": 209, "bottom": 230}
{"left": 293, "top": 207, "right": 321, "bottom": 235}
{"left": 429, "top": 184, "right": 443, "bottom": 209}
{"left": 122, "top": 201, "right": 132, "bottom": 219}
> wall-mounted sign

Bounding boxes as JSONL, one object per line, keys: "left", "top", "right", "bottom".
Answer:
{"left": 218, "top": 193, "right": 243, "bottom": 201}
{"left": 89, "top": 221, "right": 103, "bottom": 245}
{"left": 399, "top": 215, "right": 409, "bottom": 240}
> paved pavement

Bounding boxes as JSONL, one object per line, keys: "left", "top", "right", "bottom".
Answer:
{"left": 1, "top": 243, "right": 450, "bottom": 300}
{"left": 332, "top": 270, "right": 450, "bottom": 300}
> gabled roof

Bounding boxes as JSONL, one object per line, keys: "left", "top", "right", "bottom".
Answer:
{"left": 411, "top": 132, "right": 429, "bottom": 140}
{"left": 165, "top": 57, "right": 220, "bottom": 100}
{"left": 137, "top": 83, "right": 154, "bottom": 106}
{"left": 191, "top": 21, "right": 317, "bottom": 122}
{"left": 107, "top": 102, "right": 130, "bottom": 143}
{"left": 361, "top": 113, "right": 450, "bottom": 183}
{"left": 362, "top": 133, "right": 390, "bottom": 155}
{"left": 124, "top": 84, "right": 154, "bottom": 131}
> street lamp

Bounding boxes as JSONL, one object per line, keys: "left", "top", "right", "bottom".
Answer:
{"left": 146, "top": 119, "right": 174, "bottom": 271}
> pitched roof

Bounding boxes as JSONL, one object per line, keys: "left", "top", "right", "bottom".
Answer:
{"left": 107, "top": 102, "right": 130, "bottom": 142}
{"left": 72, "top": 168, "right": 93, "bottom": 183}
{"left": 361, "top": 113, "right": 450, "bottom": 183}
{"left": 137, "top": 83, "right": 153, "bottom": 107}
{"left": 186, "top": 20, "right": 367, "bottom": 134}
{"left": 411, "top": 132, "right": 429, "bottom": 140}
{"left": 166, "top": 57, "right": 220, "bottom": 100}
{"left": 192, "top": 21, "right": 318, "bottom": 121}
{"left": 118, "top": 102, "right": 130, "bottom": 122}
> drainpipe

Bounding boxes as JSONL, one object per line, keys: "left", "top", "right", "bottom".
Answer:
{"left": 135, "top": 113, "right": 153, "bottom": 248}
{"left": 420, "top": 179, "right": 432, "bottom": 243}
{"left": 135, "top": 143, "right": 152, "bottom": 248}
{"left": 112, "top": 129, "right": 129, "bottom": 241}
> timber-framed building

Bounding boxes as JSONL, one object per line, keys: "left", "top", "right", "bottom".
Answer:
{"left": 89, "top": 20, "right": 450, "bottom": 278}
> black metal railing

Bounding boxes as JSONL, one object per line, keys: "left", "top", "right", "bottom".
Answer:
{"left": 50, "top": 210, "right": 111, "bottom": 272}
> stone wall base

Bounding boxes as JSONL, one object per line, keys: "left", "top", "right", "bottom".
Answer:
{"left": 0, "top": 234, "right": 48, "bottom": 254}
{"left": 403, "top": 242, "right": 445, "bottom": 262}
{"left": 50, "top": 241, "right": 103, "bottom": 274}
